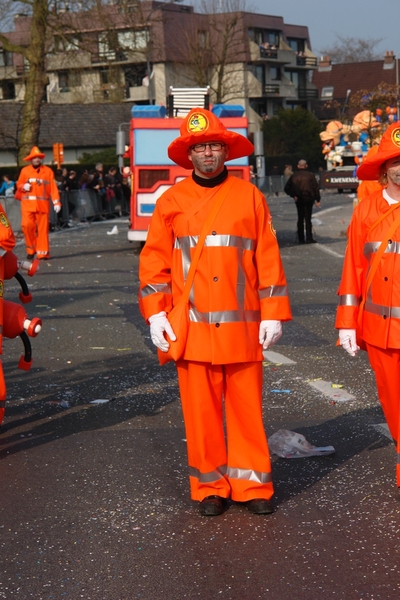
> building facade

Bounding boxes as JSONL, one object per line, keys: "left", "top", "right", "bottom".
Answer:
{"left": 0, "top": 0, "right": 318, "bottom": 131}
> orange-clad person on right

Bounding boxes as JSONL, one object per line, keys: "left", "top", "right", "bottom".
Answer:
{"left": 335, "top": 123, "right": 400, "bottom": 490}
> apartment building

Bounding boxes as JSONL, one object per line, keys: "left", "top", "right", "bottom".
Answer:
{"left": 0, "top": 0, "right": 318, "bottom": 128}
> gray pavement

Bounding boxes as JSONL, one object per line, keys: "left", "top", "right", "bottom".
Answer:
{"left": 1, "top": 193, "right": 399, "bottom": 600}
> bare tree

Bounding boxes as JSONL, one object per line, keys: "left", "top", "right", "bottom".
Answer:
{"left": 179, "top": 0, "right": 248, "bottom": 104}
{"left": 318, "top": 35, "right": 384, "bottom": 64}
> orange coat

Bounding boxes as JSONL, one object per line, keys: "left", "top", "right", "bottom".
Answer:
{"left": 336, "top": 191, "right": 400, "bottom": 348}
{"left": 139, "top": 175, "right": 292, "bottom": 364}
{"left": 16, "top": 164, "right": 60, "bottom": 213}
{"left": 357, "top": 179, "right": 383, "bottom": 202}
{"left": 0, "top": 206, "right": 16, "bottom": 354}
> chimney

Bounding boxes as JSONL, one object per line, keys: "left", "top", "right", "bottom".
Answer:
{"left": 383, "top": 50, "right": 395, "bottom": 69}
{"left": 318, "top": 55, "right": 332, "bottom": 72}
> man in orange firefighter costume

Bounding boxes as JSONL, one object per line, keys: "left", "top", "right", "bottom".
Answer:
{"left": 16, "top": 146, "right": 61, "bottom": 260}
{"left": 0, "top": 205, "right": 16, "bottom": 425}
{"left": 139, "top": 108, "right": 292, "bottom": 516}
{"left": 336, "top": 122, "right": 400, "bottom": 490}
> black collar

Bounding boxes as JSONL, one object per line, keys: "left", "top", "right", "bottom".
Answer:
{"left": 192, "top": 167, "right": 228, "bottom": 188}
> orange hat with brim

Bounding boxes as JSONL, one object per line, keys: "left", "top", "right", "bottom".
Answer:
{"left": 168, "top": 107, "right": 254, "bottom": 170}
{"left": 23, "top": 146, "right": 46, "bottom": 161}
{"left": 357, "top": 123, "right": 400, "bottom": 180}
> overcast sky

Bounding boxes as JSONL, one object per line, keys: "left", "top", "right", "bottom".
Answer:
{"left": 245, "top": 0, "right": 400, "bottom": 58}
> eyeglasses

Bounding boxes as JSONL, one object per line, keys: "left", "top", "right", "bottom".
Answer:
{"left": 190, "top": 142, "right": 225, "bottom": 153}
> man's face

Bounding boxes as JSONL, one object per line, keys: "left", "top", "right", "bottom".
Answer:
{"left": 31, "top": 157, "right": 42, "bottom": 167}
{"left": 188, "top": 141, "right": 229, "bottom": 178}
{"left": 385, "top": 156, "right": 400, "bottom": 186}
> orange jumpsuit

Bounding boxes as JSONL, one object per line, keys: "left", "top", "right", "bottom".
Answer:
{"left": 335, "top": 191, "right": 400, "bottom": 485}
{"left": 0, "top": 206, "right": 16, "bottom": 424}
{"left": 16, "top": 164, "right": 60, "bottom": 259}
{"left": 139, "top": 175, "right": 292, "bottom": 502}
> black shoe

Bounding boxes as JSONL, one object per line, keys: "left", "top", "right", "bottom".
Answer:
{"left": 245, "top": 498, "right": 274, "bottom": 514}
{"left": 26, "top": 253, "right": 35, "bottom": 260}
{"left": 199, "top": 495, "right": 227, "bottom": 516}
{"left": 306, "top": 238, "right": 317, "bottom": 244}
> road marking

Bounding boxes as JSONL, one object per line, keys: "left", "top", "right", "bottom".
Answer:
{"left": 314, "top": 244, "right": 345, "bottom": 259}
{"left": 263, "top": 350, "right": 297, "bottom": 365}
{"left": 317, "top": 205, "right": 347, "bottom": 217}
{"left": 308, "top": 379, "right": 355, "bottom": 402}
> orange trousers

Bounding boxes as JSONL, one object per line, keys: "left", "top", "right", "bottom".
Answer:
{"left": 175, "top": 360, "right": 273, "bottom": 502}
{"left": 366, "top": 343, "right": 400, "bottom": 486}
{"left": 0, "top": 361, "right": 6, "bottom": 425}
{"left": 21, "top": 210, "right": 50, "bottom": 258}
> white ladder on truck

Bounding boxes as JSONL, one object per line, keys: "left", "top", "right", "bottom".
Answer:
{"left": 167, "top": 86, "right": 210, "bottom": 117}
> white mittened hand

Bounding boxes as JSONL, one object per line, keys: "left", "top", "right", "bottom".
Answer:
{"left": 53, "top": 204, "right": 61, "bottom": 213}
{"left": 339, "top": 329, "right": 360, "bottom": 357}
{"left": 148, "top": 311, "right": 177, "bottom": 352}
{"left": 259, "top": 320, "right": 282, "bottom": 350}
{"left": 23, "top": 183, "right": 31, "bottom": 192}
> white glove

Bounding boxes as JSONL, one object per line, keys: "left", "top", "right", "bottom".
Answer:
{"left": 22, "top": 183, "right": 31, "bottom": 192}
{"left": 339, "top": 329, "right": 360, "bottom": 357}
{"left": 148, "top": 311, "right": 176, "bottom": 352}
{"left": 259, "top": 320, "right": 282, "bottom": 350}
{"left": 53, "top": 204, "right": 61, "bottom": 214}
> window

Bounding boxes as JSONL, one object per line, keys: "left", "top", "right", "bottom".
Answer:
{"left": 0, "top": 80, "right": 15, "bottom": 100}
{"left": 124, "top": 64, "right": 147, "bottom": 88}
{"left": 99, "top": 31, "right": 117, "bottom": 60}
{"left": 321, "top": 86, "right": 334, "bottom": 99}
{"left": 54, "top": 35, "right": 80, "bottom": 52}
{"left": 286, "top": 70, "right": 306, "bottom": 88}
{"left": 0, "top": 50, "right": 13, "bottom": 67}
{"left": 287, "top": 38, "right": 305, "bottom": 53}
{"left": 58, "top": 71, "right": 81, "bottom": 92}
{"left": 248, "top": 28, "right": 279, "bottom": 47}
{"left": 249, "top": 63, "right": 264, "bottom": 85}
{"left": 270, "top": 67, "right": 281, "bottom": 81}
{"left": 198, "top": 30, "right": 209, "bottom": 49}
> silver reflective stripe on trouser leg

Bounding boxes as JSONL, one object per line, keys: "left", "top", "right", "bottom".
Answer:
{"left": 189, "top": 465, "right": 227, "bottom": 482}
{"left": 227, "top": 467, "right": 272, "bottom": 484}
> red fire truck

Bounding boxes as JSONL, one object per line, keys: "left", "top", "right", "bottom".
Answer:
{"left": 123, "top": 92, "right": 252, "bottom": 242}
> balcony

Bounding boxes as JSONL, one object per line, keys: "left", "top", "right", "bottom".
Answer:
{"left": 296, "top": 55, "right": 317, "bottom": 68}
{"left": 298, "top": 87, "right": 318, "bottom": 99}
{"left": 264, "top": 82, "right": 297, "bottom": 98}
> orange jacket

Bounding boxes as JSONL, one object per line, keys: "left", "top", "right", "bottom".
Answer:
{"left": 16, "top": 164, "right": 60, "bottom": 213}
{"left": 0, "top": 205, "right": 16, "bottom": 354}
{"left": 357, "top": 179, "right": 383, "bottom": 202}
{"left": 139, "top": 175, "right": 292, "bottom": 364}
{"left": 335, "top": 191, "right": 400, "bottom": 348}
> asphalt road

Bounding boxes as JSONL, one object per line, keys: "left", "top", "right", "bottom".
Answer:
{"left": 1, "top": 192, "right": 399, "bottom": 600}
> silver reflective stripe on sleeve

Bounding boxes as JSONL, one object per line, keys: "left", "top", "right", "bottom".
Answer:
{"left": 365, "top": 301, "right": 400, "bottom": 319}
{"left": 226, "top": 467, "right": 272, "bottom": 484}
{"left": 189, "top": 308, "right": 260, "bottom": 323}
{"left": 0, "top": 249, "right": 6, "bottom": 257}
{"left": 338, "top": 294, "right": 359, "bottom": 306}
{"left": 189, "top": 465, "right": 227, "bottom": 482}
{"left": 140, "top": 283, "right": 172, "bottom": 297}
{"left": 259, "top": 285, "right": 288, "bottom": 299}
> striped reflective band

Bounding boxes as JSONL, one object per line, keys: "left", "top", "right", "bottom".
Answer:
{"left": 25, "top": 196, "right": 51, "bottom": 201}
{"left": 365, "top": 300, "right": 400, "bottom": 319}
{"left": 189, "top": 465, "right": 227, "bottom": 483}
{"left": 0, "top": 401, "right": 5, "bottom": 408}
{"left": 140, "top": 283, "right": 172, "bottom": 297}
{"left": 174, "top": 234, "right": 255, "bottom": 252}
{"left": 364, "top": 241, "right": 400, "bottom": 256}
{"left": 227, "top": 466, "right": 272, "bottom": 484}
{"left": 189, "top": 465, "right": 272, "bottom": 484}
{"left": 0, "top": 249, "right": 6, "bottom": 258}
{"left": 338, "top": 294, "right": 359, "bottom": 306}
{"left": 259, "top": 285, "right": 288, "bottom": 299}
{"left": 189, "top": 307, "right": 260, "bottom": 323}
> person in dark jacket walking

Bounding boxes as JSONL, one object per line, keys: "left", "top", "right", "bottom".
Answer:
{"left": 284, "top": 159, "right": 320, "bottom": 244}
